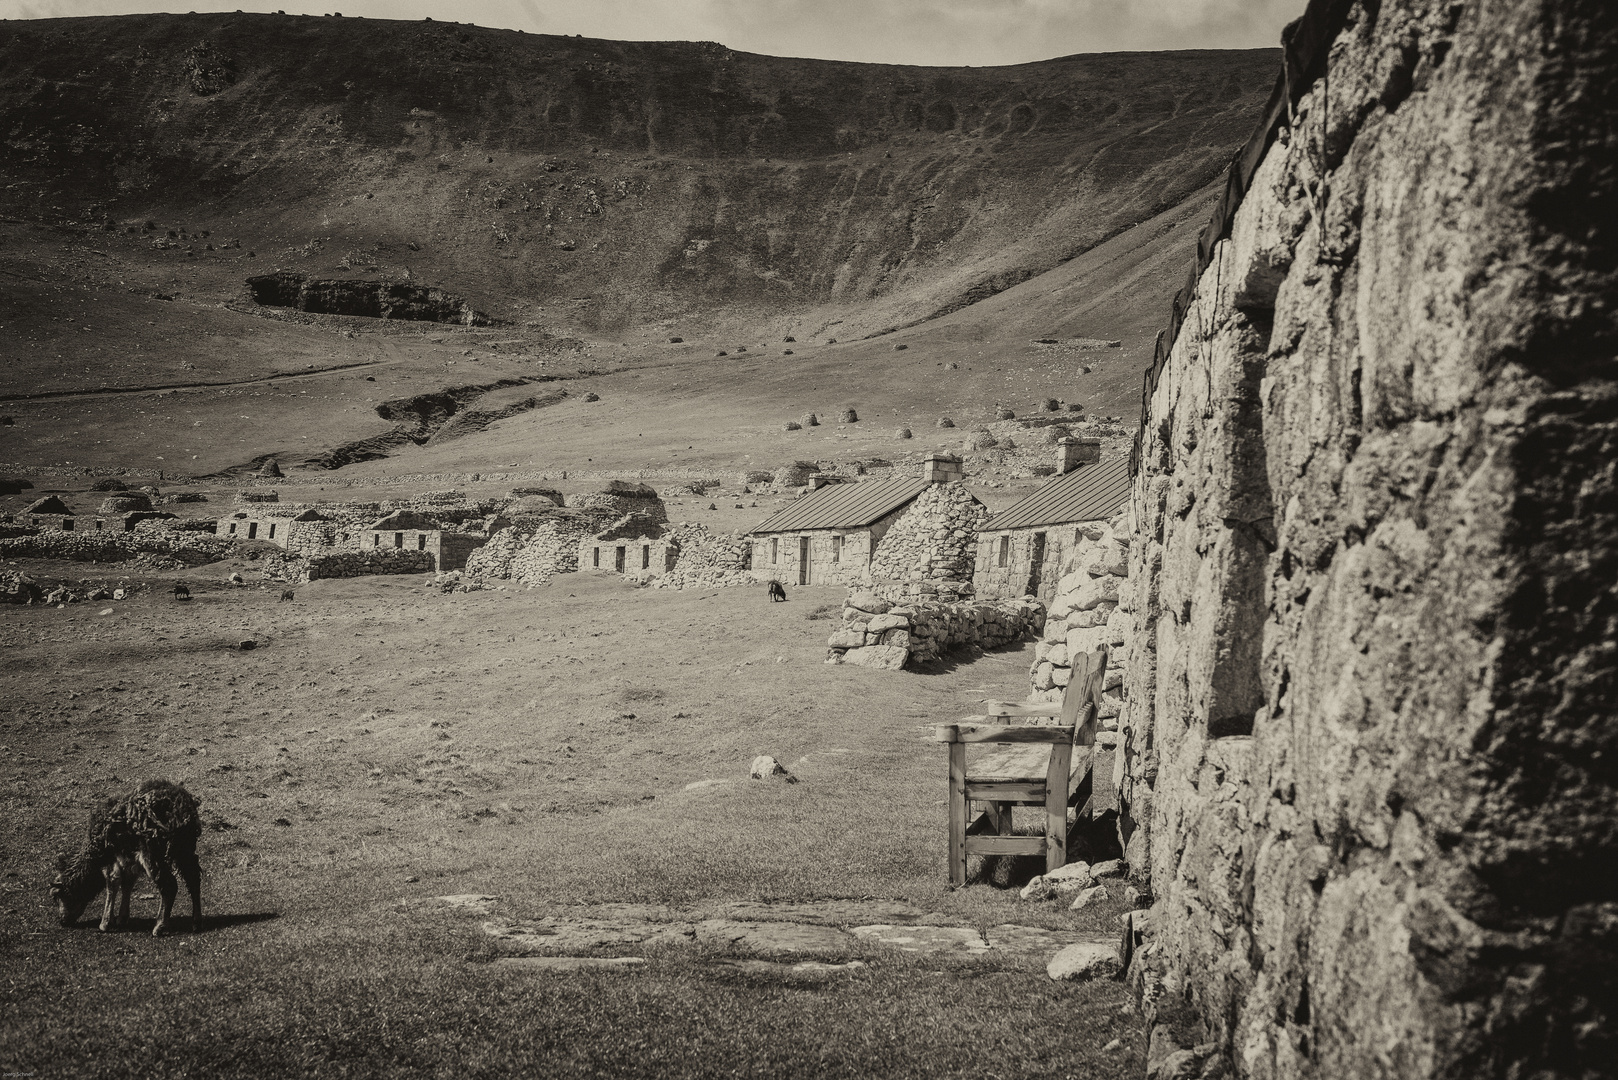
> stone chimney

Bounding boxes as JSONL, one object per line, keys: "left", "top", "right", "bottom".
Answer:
{"left": 922, "top": 453, "right": 964, "bottom": 484}
{"left": 1055, "top": 437, "right": 1101, "bottom": 475}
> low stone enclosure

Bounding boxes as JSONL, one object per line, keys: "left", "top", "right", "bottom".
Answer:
{"left": 826, "top": 590, "right": 1046, "bottom": 671}
{"left": 264, "top": 548, "right": 434, "bottom": 583}
{"left": 1088, "top": 2, "right": 1618, "bottom": 1077}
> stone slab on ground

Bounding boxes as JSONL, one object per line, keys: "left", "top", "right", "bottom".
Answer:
{"left": 482, "top": 917, "right": 698, "bottom": 953}
{"left": 716, "top": 900, "right": 927, "bottom": 926}
{"left": 694, "top": 919, "right": 855, "bottom": 957}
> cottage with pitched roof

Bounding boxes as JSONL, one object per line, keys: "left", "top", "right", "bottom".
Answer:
{"left": 973, "top": 439, "right": 1129, "bottom": 601}
{"left": 749, "top": 455, "right": 977, "bottom": 589}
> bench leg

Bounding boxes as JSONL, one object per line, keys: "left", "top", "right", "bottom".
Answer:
{"left": 948, "top": 742, "right": 967, "bottom": 887}
{"left": 1046, "top": 742, "right": 1071, "bottom": 874}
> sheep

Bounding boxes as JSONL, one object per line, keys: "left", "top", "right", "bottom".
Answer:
{"left": 171, "top": 583, "right": 191, "bottom": 601}
{"left": 279, "top": 589, "right": 295, "bottom": 602}
{"left": 767, "top": 580, "right": 787, "bottom": 602}
{"left": 49, "top": 780, "right": 203, "bottom": 936}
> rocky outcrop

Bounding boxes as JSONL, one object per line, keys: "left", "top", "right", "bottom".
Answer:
{"left": 247, "top": 272, "right": 490, "bottom": 325}
{"left": 1118, "top": 2, "right": 1618, "bottom": 1077}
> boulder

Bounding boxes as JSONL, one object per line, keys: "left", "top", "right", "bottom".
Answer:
{"left": 841, "top": 645, "right": 908, "bottom": 671}
{"left": 866, "top": 613, "right": 909, "bottom": 633}
{"left": 749, "top": 755, "right": 797, "bottom": 783}
{"left": 826, "top": 628, "right": 865, "bottom": 649}
{"left": 846, "top": 591, "right": 892, "bottom": 615}
{"left": 1090, "top": 859, "right": 1126, "bottom": 879}
{"left": 1046, "top": 941, "right": 1121, "bottom": 981}
{"left": 1068, "top": 884, "right": 1111, "bottom": 910}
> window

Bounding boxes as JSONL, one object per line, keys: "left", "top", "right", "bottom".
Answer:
{"left": 373, "top": 534, "right": 382, "bottom": 547}
{"left": 593, "top": 546, "right": 600, "bottom": 568}
{"left": 770, "top": 538, "right": 779, "bottom": 565}
{"left": 832, "top": 535, "right": 842, "bottom": 563}
{"left": 642, "top": 544, "right": 650, "bottom": 569}
{"left": 997, "top": 535, "right": 1010, "bottom": 568}
{"left": 615, "top": 546, "right": 626, "bottom": 573}
{"left": 268, "top": 523, "right": 276, "bottom": 539}
{"left": 61, "top": 518, "right": 74, "bottom": 531}
{"left": 418, "top": 534, "right": 427, "bottom": 550}
{"left": 248, "top": 522, "right": 258, "bottom": 540}
{"left": 228, "top": 523, "right": 237, "bottom": 535}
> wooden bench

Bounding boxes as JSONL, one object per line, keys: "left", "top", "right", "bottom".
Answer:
{"left": 931, "top": 647, "right": 1108, "bottom": 887}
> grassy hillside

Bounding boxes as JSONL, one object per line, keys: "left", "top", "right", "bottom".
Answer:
{"left": 0, "top": 14, "right": 1276, "bottom": 478}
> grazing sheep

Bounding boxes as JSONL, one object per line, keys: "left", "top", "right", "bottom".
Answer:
{"left": 49, "top": 780, "right": 203, "bottom": 936}
{"left": 279, "top": 589, "right": 295, "bottom": 602}
{"left": 767, "top": 580, "right": 787, "bottom": 602}
{"left": 171, "top": 583, "right": 191, "bottom": 601}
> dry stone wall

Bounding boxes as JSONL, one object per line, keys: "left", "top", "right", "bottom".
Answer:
{"left": 1027, "top": 516, "right": 1131, "bottom": 732}
{"left": 868, "top": 482, "right": 989, "bottom": 603}
{"left": 266, "top": 548, "right": 434, "bottom": 583}
{"left": 1118, "top": 3, "right": 1618, "bottom": 1077}
{"left": 828, "top": 590, "right": 1044, "bottom": 670}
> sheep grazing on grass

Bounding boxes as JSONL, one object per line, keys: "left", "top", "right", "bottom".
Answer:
{"left": 49, "top": 780, "right": 203, "bottom": 936}
{"left": 279, "top": 588, "right": 295, "bottom": 602}
{"left": 171, "top": 583, "right": 191, "bottom": 601}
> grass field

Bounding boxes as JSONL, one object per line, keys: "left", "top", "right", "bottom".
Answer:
{"left": 1, "top": 568, "right": 1143, "bottom": 1078}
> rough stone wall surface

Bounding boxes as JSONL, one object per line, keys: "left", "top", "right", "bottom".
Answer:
{"left": 1119, "top": 4, "right": 1618, "bottom": 1078}
{"left": 868, "top": 482, "right": 989, "bottom": 603}
{"left": 1026, "top": 515, "right": 1130, "bottom": 738}
{"left": 295, "top": 549, "right": 433, "bottom": 582}
{"left": 466, "top": 515, "right": 602, "bottom": 587}
{"left": 828, "top": 590, "right": 1044, "bottom": 669}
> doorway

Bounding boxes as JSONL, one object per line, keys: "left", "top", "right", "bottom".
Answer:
{"left": 798, "top": 536, "right": 810, "bottom": 586}
{"left": 1025, "top": 532, "right": 1047, "bottom": 596}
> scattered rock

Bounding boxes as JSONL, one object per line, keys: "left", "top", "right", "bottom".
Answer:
{"left": 839, "top": 409, "right": 858, "bottom": 423}
{"left": 238, "top": 639, "right": 257, "bottom": 651}
{"left": 1068, "top": 884, "right": 1110, "bottom": 910}
{"left": 1091, "top": 859, "right": 1126, "bottom": 879}
{"left": 783, "top": 421, "right": 802, "bottom": 431}
{"left": 996, "top": 407, "right": 1016, "bottom": 420}
{"left": 892, "top": 343, "right": 907, "bottom": 350}
{"left": 435, "top": 894, "right": 499, "bottom": 915}
{"left": 783, "top": 336, "right": 796, "bottom": 342}
{"left": 1019, "top": 876, "right": 1056, "bottom": 901}
{"left": 749, "top": 755, "right": 797, "bottom": 783}
{"left": 894, "top": 427, "right": 912, "bottom": 439}
{"left": 937, "top": 417, "right": 955, "bottom": 428}
{"left": 582, "top": 392, "right": 600, "bottom": 402}
{"left": 803, "top": 413, "right": 819, "bottom": 426}
{"left": 716, "top": 350, "right": 728, "bottom": 356}
{"left": 718, "top": 959, "right": 864, "bottom": 981}
{"left": 1042, "top": 398, "right": 1060, "bottom": 411}
{"left": 1047, "top": 942, "right": 1121, "bottom": 981}
{"left": 668, "top": 336, "right": 683, "bottom": 343}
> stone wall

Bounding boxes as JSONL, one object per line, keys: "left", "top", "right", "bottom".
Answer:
{"left": 750, "top": 511, "right": 901, "bottom": 589}
{"left": 867, "top": 482, "right": 989, "bottom": 603}
{"left": 828, "top": 590, "right": 1045, "bottom": 670}
{"left": 1118, "top": 2, "right": 1618, "bottom": 1077}
{"left": 1026, "top": 513, "right": 1130, "bottom": 723}
{"left": 0, "top": 530, "right": 232, "bottom": 566}
{"left": 266, "top": 548, "right": 435, "bottom": 583}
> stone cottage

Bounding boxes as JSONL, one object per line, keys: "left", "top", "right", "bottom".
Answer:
{"left": 748, "top": 455, "right": 980, "bottom": 588}
{"left": 973, "top": 439, "right": 1129, "bottom": 601}
{"left": 360, "top": 509, "right": 493, "bottom": 571}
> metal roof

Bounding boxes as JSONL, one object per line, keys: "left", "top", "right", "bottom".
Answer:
{"left": 750, "top": 475, "right": 929, "bottom": 534}
{"left": 981, "top": 458, "right": 1131, "bottom": 532}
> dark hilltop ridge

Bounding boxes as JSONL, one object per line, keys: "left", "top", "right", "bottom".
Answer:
{"left": 0, "top": 14, "right": 1277, "bottom": 334}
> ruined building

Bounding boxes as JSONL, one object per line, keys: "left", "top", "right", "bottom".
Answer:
{"left": 1111, "top": 1, "right": 1617, "bottom": 1077}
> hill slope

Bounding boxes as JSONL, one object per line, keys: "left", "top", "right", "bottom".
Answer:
{"left": 0, "top": 15, "right": 1276, "bottom": 479}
